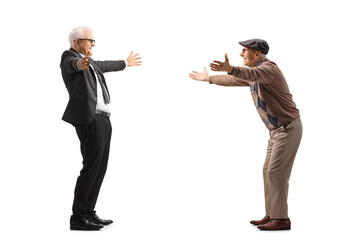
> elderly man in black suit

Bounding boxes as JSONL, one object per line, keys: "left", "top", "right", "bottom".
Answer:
{"left": 60, "top": 26, "right": 141, "bottom": 230}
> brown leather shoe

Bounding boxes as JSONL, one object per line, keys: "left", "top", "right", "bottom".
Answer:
{"left": 250, "top": 216, "right": 271, "bottom": 225}
{"left": 257, "top": 219, "right": 291, "bottom": 230}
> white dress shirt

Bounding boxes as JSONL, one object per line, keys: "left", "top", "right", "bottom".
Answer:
{"left": 77, "top": 53, "right": 127, "bottom": 114}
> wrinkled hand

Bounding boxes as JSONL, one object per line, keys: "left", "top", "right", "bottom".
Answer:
{"left": 126, "top": 51, "right": 142, "bottom": 67}
{"left": 189, "top": 67, "right": 210, "bottom": 82}
{"left": 210, "top": 54, "right": 233, "bottom": 73}
{"left": 78, "top": 51, "right": 92, "bottom": 70}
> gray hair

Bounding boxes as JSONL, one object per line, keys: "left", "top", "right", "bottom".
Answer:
{"left": 69, "top": 26, "right": 92, "bottom": 48}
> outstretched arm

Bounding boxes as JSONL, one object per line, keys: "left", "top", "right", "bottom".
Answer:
{"left": 94, "top": 51, "right": 141, "bottom": 73}
{"left": 189, "top": 67, "right": 249, "bottom": 86}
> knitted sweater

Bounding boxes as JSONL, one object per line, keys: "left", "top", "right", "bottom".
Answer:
{"left": 209, "top": 58, "right": 300, "bottom": 130}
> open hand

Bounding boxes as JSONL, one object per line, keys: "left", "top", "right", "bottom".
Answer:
{"left": 189, "top": 67, "right": 210, "bottom": 82}
{"left": 210, "top": 54, "right": 233, "bottom": 73}
{"left": 78, "top": 51, "right": 92, "bottom": 70}
{"left": 126, "top": 51, "right": 142, "bottom": 67}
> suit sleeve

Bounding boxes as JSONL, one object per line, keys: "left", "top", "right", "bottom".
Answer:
{"left": 60, "top": 52, "right": 82, "bottom": 74}
{"left": 94, "top": 60, "right": 126, "bottom": 73}
{"left": 209, "top": 75, "right": 250, "bottom": 87}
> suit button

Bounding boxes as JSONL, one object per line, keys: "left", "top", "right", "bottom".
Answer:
{"left": 94, "top": 97, "right": 97, "bottom": 100}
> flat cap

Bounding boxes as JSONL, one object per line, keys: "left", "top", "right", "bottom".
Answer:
{"left": 239, "top": 39, "right": 269, "bottom": 55}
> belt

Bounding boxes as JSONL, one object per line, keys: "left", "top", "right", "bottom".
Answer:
{"left": 95, "top": 110, "right": 111, "bottom": 117}
{"left": 283, "top": 118, "right": 300, "bottom": 129}
{"left": 283, "top": 121, "right": 291, "bottom": 129}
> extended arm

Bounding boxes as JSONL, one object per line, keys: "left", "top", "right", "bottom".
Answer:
{"left": 189, "top": 67, "right": 249, "bottom": 86}
{"left": 94, "top": 60, "right": 126, "bottom": 73}
{"left": 209, "top": 75, "right": 250, "bottom": 87}
{"left": 230, "top": 64, "right": 275, "bottom": 84}
{"left": 210, "top": 54, "right": 274, "bottom": 84}
{"left": 94, "top": 51, "right": 142, "bottom": 73}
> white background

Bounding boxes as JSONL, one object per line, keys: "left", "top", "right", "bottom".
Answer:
{"left": 1, "top": 0, "right": 359, "bottom": 239}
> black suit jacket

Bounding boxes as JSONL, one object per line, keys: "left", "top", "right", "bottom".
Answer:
{"left": 60, "top": 48, "right": 126, "bottom": 125}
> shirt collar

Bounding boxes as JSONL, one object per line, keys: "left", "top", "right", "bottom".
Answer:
{"left": 256, "top": 57, "right": 266, "bottom": 67}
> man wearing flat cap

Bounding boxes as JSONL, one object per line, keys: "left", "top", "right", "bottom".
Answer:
{"left": 190, "top": 39, "right": 302, "bottom": 231}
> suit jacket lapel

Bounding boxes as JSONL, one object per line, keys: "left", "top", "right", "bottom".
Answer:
{"left": 69, "top": 48, "right": 97, "bottom": 86}
{"left": 69, "top": 48, "right": 110, "bottom": 97}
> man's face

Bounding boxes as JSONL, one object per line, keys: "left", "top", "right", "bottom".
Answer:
{"left": 75, "top": 30, "right": 95, "bottom": 56}
{"left": 240, "top": 47, "right": 260, "bottom": 67}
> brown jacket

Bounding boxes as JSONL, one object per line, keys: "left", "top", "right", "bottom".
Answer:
{"left": 209, "top": 58, "right": 300, "bottom": 130}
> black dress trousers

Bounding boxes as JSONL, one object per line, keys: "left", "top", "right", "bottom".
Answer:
{"left": 71, "top": 114, "right": 112, "bottom": 221}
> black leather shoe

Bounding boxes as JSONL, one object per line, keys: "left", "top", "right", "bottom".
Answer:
{"left": 89, "top": 214, "right": 113, "bottom": 226}
{"left": 70, "top": 218, "right": 103, "bottom": 230}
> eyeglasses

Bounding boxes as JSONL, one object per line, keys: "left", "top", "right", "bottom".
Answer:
{"left": 74, "top": 38, "right": 96, "bottom": 44}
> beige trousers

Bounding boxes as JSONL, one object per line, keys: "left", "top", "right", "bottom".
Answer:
{"left": 263, "top": 118, "right": 302, "bottom": 219}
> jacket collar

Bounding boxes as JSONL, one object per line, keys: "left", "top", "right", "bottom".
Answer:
{"left": 70, "top": 48, "right": 82, "bottom": 57}
{"left": 70, "top": 48, "right": 94, "bottom": 62}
